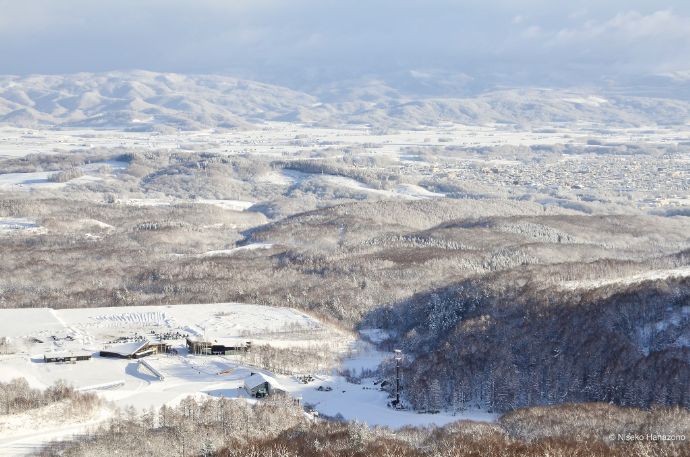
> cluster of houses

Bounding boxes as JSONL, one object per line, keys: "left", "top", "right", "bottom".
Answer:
{"left": 41, "top": 335, "right": 286, "bottom": 399}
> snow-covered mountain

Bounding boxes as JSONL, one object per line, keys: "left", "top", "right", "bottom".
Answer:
{"left": 0, "top": 71, "right": 320, "bottom": 131}
{"left": 1, "top": 71, "right": 690, "bottom": 130}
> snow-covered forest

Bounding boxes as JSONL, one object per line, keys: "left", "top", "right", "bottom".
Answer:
{"left": 35, "top": 394, "right": 690, "bottom": 457}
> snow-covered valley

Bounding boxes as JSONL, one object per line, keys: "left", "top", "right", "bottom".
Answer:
{"left": 0, "top": 75, "right": 689, "bottom": 457}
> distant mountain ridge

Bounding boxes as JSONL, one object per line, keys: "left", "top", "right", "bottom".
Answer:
{"left": 1, "top": 71, "right": 689, "bottom": 131}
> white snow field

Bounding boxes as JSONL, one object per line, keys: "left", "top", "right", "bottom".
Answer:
{"left": 278, "top": 169, "right": 446, "bottom": 200}
{"left": 560, "top": 266, "right": 690, "bottom": 290}
{"left": 1, "top": 124, "right": 688, "bottom": 213}
{"left": 0, "top": 302, "right": 491, "bottom": 455}
{"left": 1, "top": 122, "right": 688, "bottom": 162}
{"left": 115, "top": 198, "right": 256, "bottom": 212}
{"left": 196, "top": 243, "right": 275, "bottom": 258}
{"left": 0, "top": 218, "right": 41, "bottom": 233}
{"left": 0, "top": 160, "right": 128, "bottom": 191}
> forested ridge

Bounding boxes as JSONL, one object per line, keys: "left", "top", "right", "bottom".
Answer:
{"left": 367, "top": 275, "right": 690, "bottom": 412}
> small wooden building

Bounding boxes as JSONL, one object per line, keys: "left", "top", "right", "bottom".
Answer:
{"left": 147, "top": 341, "right": 172, "bottom": 354}
{"left": 244, "top": 372, "right": 285, "bottom": 398}
{"left": 186, "top": 337, "right": 212, "bottom": 355}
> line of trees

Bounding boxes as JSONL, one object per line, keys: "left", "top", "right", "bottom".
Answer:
{"left": 39, "top": 394, "right": 305, "bottom": 457}
{"left": 0, "top": 378, "right": 100, "bottom": 416}
{"left": 38, "top": 398, "right": 690, "bottom": 457}
{"left": 239, "top": 343, "right": 340, "bottom": 375}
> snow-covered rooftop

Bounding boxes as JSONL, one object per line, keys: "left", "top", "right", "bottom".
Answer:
{"left": 101, "top": 340, "right": 149, "bottom": 356}
{"left": 244, "top": 372, "right": 284, "bottom": 391}
{"left": 44, "top": 350, "right": 92, "bottom": 358}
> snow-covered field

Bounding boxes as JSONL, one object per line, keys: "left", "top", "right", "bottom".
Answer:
{"left": 0, "top": 160, "right": 127, "bottom": 192}
{"left": 196, "top": 243, "right": 275, "bottom": 258}
{"left": 560, "top": 266, "right": 690, "bottom": 290}
{"left": 1, "top": 123, "right": 688, "bottom": 161}
{"left": 0, "top": 303, "right": 338, "bottom": 409}
{"left": 0, "top": 302, "right": 489, "bottom": 455}
{"left": 1, "top": 124, "right": 688, "bottom": 213}
{"left": 0, "top": 218, "right": 41, "bottom": 234}
{"left": 278, "top": 169, "right": 445, "bottom": 200}
{"left": 0, "top": 303, "right": 326, "bottom": 353}
{"left": 115, "top": 197, "right": 255, "bottom": 212}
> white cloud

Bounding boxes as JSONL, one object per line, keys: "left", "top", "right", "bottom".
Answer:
{"left": 0, "top": 1, "right": 689, "bottom": 89}
{"left": 535, "top": 10, "right": 690, "bottom": 73}
{"left": 552, "top": 10, "right": 690, "bottom": 43}
{"left": 521, "top": 25, "right": 542, "bottom": 39}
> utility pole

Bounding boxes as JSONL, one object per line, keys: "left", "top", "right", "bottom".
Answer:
{"left": 394, "top": 349, "right": 402, "bottom": 409}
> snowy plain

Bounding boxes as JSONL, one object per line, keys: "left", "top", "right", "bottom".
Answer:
{"left": 2, "top": 123, "right": 688, "bottom": 161}
{"left": 0, "top": 160, "right": 128, "bottom": 191}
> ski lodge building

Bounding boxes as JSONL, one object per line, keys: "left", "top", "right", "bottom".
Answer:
{"left": 99, "top": 340, "right": 170, "bottom": 359}
{"left": 44, "top": 351, "right": 92, "bottom": 363}
{"left": 186, "top": 336, "right": 251, "bottom": 355}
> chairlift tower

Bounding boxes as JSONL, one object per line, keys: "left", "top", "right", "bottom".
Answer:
{"left": 394, "top": 349, "right": 403, "bottom": 409}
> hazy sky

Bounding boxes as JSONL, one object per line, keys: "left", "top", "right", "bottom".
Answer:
{"left": 1, "top": 1, "right": 689, "bottom": 89}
